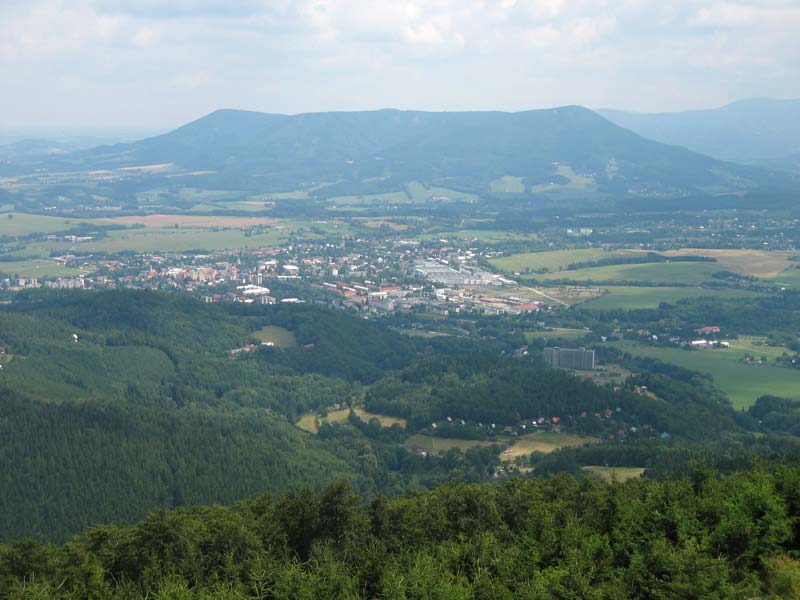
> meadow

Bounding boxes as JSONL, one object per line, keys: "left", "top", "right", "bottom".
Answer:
{"left": 582, "top": 286, "right": 762, "bottom": 310}
{"left": 0, "top": 259, "right": 93, "bottom": 278}
{"left": 611, "top": 340, "right": 800, "bottom": 409}
{"left": 252, "top": 325, "right": 297, "bottom": 348}
{"left": 0, "top": 212, "right": 100, "bottom": 236}
{"left": 490, "top": 248, "right": 639, "bottom": 274}
{"left": 582, "top": 466, "right": 646, "bottom": 481}
{"left": 533, "top": 260, "right": 724, "bottom": 285}
{"left": 297, "top": 408, "right": 407, "bottom": 433}
{"left": 404, "top": 431, "right": 596, "bottom": 462}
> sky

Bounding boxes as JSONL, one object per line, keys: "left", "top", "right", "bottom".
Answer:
{"left": 1, "top": 0, "right": 799, "bottom": 134}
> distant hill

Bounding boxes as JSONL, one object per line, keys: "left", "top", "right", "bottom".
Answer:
{"left": 598, "top": 99, "right": 800, "bottom": 168}
{"left": 48, "top": 106, "right": 787, "bottom": 199}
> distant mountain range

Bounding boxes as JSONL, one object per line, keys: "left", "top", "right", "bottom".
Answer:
{"left": 5, "top": 106, "right": 791, "bottom": 198}
{"left": 599, "top": 99, "right": 800, "bottom": 172}
{"left": 37, "top": 105, "right": 788, "bottom": 200}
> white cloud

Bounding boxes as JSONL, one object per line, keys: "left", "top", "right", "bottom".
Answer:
{"left": 0, "top": 0, "right": 798, "bottom": 130}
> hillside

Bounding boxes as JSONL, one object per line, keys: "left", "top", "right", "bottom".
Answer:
{"left": 599, "top": 98, "right": 800, "bottom": 167}
{"left": 46, "top": 106, "right": 783, "bottom": 199}
{"left": 0, "top": 289, "right": 753, "bottom": 542}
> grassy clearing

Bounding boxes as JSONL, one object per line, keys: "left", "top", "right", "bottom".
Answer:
{"left": 531, "top": 165, "right": 596, "bottom": 193}
{"left": 525, "top": 328, "right": 589, "bottom": 342}
{"left": 489, "top": 176, "right": 525, "bottom": 194}
{"left": 583, "top": 286, "right": 762, "bottom": 310}
{"left": 612, "top": 340, "right": 800, "bottom": 409}
{"left": 420, "top": 229, "right": 539, "bottom": 244}
{"left": 253, "top": 326, "right": 297, "bottom": 348}
{"left": 0, "top": 259, "right": 93, "bottom": 278}
{"left": 404, "top": 431, "right": 596, "bottom": 461}
{"left": 404, "top": 434, "right": 501, "bottom": 454}
{"left": 662, "top": 249, "right": 795, "bottom": 278}
{"left": 499, "top": 432, "right": 597, "bottom": 461}
{"left": 533, "top": 261, "right": 723, "bottom": 285}
{"left": 103, "top": 214, "right": 276, "bottom": 228}
{"left": 583, "top": 466, "right": 646, "bottom": 481}
{"left": 406, "top": 181, "right": 478, "bottom": 203}
{"left": 0, "top": 213, "right": 95, "bottom": 237}
{"left": 328, "top": 192, "right": 411, "bottom": 205}
{"left": 491, "top": 249, "right": 637, "bottom": 274}
{"left": 398, "top": 330, "right": 451, "bottom": 338}
{"left": 298, "top": 408, "right": 406, "bottom": 433}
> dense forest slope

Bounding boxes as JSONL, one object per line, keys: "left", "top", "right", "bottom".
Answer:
{"left": 47, "top": 107, "right": 783, "bottom": 197}
{"left": 2, "top": 467, "right": 800, "bottom": 598}
{"left": 0, "top": 290, "right": 756, "bottom": 543}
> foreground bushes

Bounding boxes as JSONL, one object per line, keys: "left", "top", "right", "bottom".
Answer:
{"left": 3, "top": 466, "right": 800, "bottom": 599}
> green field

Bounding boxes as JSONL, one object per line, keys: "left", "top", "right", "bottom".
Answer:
{"left": 0, "top": 259, "right": 93, "bottom": 278}
{"left": 499, "top": 432, "right": 597, "bottom": 460}
{"left": 491, "top": 249, "right": 638, "bottom": 274}
{"left": 583, "top": 466, "right": 646, "bottom": 481}
{"left": 405, "top": 181, "right": 478, "bottom": 203}
{"left": 253, "top": 325, "right": 297, "bottom": 348}
{"left": 533, "top": 261, "right": 723, "bottom": 285}
{"left": 404, "top": 431, "right": 596, "bottom": 461}
{"left": 612, "top": 341, "right": 800, "bottom": 409}
{"left": 0, "top": 213, "right": 98, "bottom": 237}
{"left": 489, "top": 176, "right": 525, "bottom": 194}
{"left": 404, "top": 433, "right": 503, "bottom": 454}
{"left": 525, "top": 328, "right": 589, "bottom": 342}
{"left": 583, "top": 286, "right": 762, "bottom": 310}
{"left": 298, "top": 408, "right": 407, "bottom": 433}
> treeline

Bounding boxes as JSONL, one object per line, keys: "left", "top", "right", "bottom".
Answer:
{"left": 2, "top": 466, "right": 800, "bottom": 598}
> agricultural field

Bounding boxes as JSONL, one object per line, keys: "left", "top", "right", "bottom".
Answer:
{"left": 530, "top": 165, "right": 597, "bottom": 194}
{"left": 489, "top": 176, "right": 525, "bottom": 194}
{"left": 406, "top": 181, "right": 478, "bottom": 202}
{"left": 499, "top": 432, "right": 597, "bottom": 461}
{"left": 297, "top": 408, "right": 407, "bottom": 433}
{"left": 533, "top": 260, "right": 724, "bottom": 286}
{"left": 0, "top": 212, "right": 97, "bottom": 237}
{"left": 103, "top": 214, "right": 276, "bottom": 228}
{"left": 252, "top": 326, "right": 297, "bottom": 348}
{"left": 0, "top": 259, "right": 94, "bottom": 278}
{"left": 490, "top": 249, "right": 638, "bottom": 274}
{"left": 525, "top": 328, "right": 589, "bottom": 342}
{"left": 403, "top": 433, "right": 503, "bottom": 454}
{"left": 404, "top": 431, "right": 596, "bottom": 461}
{"left": 419, "top": 229, "right": 539, "bottom": 244}
{"left": 582, "top": 286, "right": 762, "bottom": 310}
{"left": 662, "top": 249, "right": 796, "bottom": 278}
{"left": 582, "top": 466, "right": 646, "bottom": 481}
{"left": 611, "top": 340, "right": 800, "bottom": 409}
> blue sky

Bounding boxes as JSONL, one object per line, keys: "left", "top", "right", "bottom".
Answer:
{"left": 1, "top": 0, "right": 799, "bottom": 132}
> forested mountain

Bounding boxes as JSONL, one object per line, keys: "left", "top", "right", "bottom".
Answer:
{"left": 599, "top": 98, "right": 800, "bottom": 167}
{"left": 45, "top": 107, "right": 784, "bottom": 198}
{"left": 2, "top": 468, "right": 800, "bottom": 599}
{"left": 0, "top": 290, "right": 758, "bottom": 543}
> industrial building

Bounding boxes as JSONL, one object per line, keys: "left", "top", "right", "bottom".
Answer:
{"left": 543, "top": 347, "right": 595, "bottom": 370}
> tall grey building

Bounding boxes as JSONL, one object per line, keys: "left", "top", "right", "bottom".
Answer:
{"left": 543, "top": 347, "right": 595, "bottom": 370}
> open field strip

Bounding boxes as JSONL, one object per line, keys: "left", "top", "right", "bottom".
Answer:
{"left": 404, "top": 431, "right": 597, "bottom": 461}
{"left": 583, "top": 466, "right": 646, "bottom": 481}
{"left": 582, "top": 286, "right": 762, "bottom": 310}
{"left": 611, "top": 340, "right": 800, "bottom": 409}
{"left": 297, "top": 408, "right": 407, "bottom": 433}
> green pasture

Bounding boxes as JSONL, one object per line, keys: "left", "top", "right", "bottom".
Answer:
{"left": 491, "top": 249, "right": 638, "bottom": 273}
{"left": 253, "top": 326, "right": 297, "bottom": 348}
{"left": 583, "top": 466, "right": 646, "bottom": 481}
{"left": 0, "top": 213, "right": 97, "bottom": 237}
{"left": 612, "top": 340, "right": 800, "bottom": 409}
{"left": 0, "top": 259, "right": 93, "bottom": 278}
{"left": 582, "top": 286, "right": 762, "bottom": 310}
{"left": 533, "top": 261, "right": 723, "bottom": 285}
